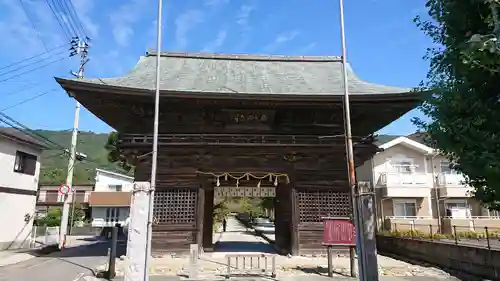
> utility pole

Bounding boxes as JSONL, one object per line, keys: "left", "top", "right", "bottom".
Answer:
{"left": 59, "top": 37, "right": 89, "bottom": 250}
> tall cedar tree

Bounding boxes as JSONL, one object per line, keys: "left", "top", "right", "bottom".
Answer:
{"left": 413, "top": 0, "right": 500, "bottom": 209}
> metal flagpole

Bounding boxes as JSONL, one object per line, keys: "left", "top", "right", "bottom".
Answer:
{"left": 144, "top": 0, "right": 163, "bottom": 280}
{"left": 337, "top": 0, "right": 368, "bottom": 280}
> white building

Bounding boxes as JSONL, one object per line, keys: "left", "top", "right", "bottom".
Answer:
{"left": 89, "top": 168, "right": 134, "bottom": 228}
{"left": 356, "top": 134, "right": 500, "bottom": 234}
{"left": 0, "top": 128, "right": 46, "bottom": 250}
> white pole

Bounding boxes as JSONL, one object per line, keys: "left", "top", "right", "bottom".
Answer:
{"left": 59, "top": 101, "right": 80, "bottom": 249}
{"left": 144, "top": 0, "right": 163, "bottom": 280}
{"left": 337, "top": 0, "right": 368, "bottom": 280}
{"left": 58, "top": 40, "right": 86, "bottom": 250}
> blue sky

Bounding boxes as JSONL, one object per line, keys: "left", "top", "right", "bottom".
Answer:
{"left": 0, "top": 0, "right": 432, "bottom": 135}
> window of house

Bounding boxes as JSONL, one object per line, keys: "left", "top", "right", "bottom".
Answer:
{"left": 390, "top": 159, "right": 414, "bottom": 174}
{"left": 445, "top": 201, "right": 470, "bottom": 218}
{"left": 393, "top": 200, "right": 417, "bottom": 217}
{"left": 440, "top": 161, "right": 456, "bottom": 174}
{"left": 105, "top": 208, "right": 111, "bottom": 222}
{"left": 108, "top": 184, "right": 123, "bottom": 192}
{"left": 105, "top": 208, "right": 120, "bottom": 223}
{"left": 13, "top": 151, "right": 37, "bottom": 175}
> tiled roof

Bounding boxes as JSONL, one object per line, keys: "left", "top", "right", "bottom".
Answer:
{"left": 407, "top": 132, "right": 428, "bottom": 145}
{"left": 0, "top": 127, "right": 47, "bottom": 149}
{"left": 56, "top": 51, "right": 412, "bottom": 96}
{"left": 373, "top": 135, "right": 400, "bottom": 146}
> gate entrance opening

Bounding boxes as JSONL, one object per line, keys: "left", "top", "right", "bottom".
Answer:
{"left": 200, "top": 172, "right": 292, "bottom": 255}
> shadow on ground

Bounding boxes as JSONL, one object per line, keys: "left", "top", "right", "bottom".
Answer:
{"left": 293, "top": 265, "right": 353, "bottom": 278}
{"left": 214, "top": 241, "right": 276, "bottom": 253}
{"left": 18, "top": 238, "right": 127, "bottom": 259}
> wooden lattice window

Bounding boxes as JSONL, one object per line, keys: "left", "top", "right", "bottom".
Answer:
{"left": 297, "top": 190, "right": 351, "bottom": 222}
{"left": 153, "top": 189, "right": 197, "bottom": 224}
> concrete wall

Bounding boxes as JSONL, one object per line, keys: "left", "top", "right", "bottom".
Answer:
{"left": 0, "top": 138, "right": 41, "bottom": 250}
{"left": 377, "top": 235, "right": 500, "bottom": 280}
{"left": 0, "top": 138, "right": 41, "bottom": 190}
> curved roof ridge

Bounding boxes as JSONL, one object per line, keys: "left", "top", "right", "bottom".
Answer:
{"left": 145, "top": 50, "right": 343, "bottom": 63}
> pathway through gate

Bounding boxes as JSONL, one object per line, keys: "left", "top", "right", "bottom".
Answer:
{"left": 214, "top": 216, "right": 275, "bottom": 254}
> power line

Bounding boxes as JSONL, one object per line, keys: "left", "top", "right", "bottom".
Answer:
{"left": 0, "top": 51, "right": 66, "bottom": 78}
{"left": 44, "top": 0, "right": 71, "bottom": 40}
{"left": 0, "top": 57, "right": 66, "bottom": 83}
{"left": 18, "top": 0, "right": 49, "bottom": 52}
{"left": 4, "top": 83, "right": 41, "bottom": 97}
{"left": 64, "top": 0, "right": 89, "bottom": 41}
{"left": 0, "top": 111, "right": 104, "bottom": 165}
{"left": 54, "top": 0, "right": 80, "bottom": 38}
{"left": 1, "top": 89, "right": 57, "bottom": 111}
{"left": 0, "top": 43, "right": 67, "bottom": 72}
{"left": 58, "top": 0, "right": 85, "bottom": 40}
{"left": 0, "top": 115, "right": 61, "bottom": 150}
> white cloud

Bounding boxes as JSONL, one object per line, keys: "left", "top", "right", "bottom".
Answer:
{"left": 0, "top": 0, "right": 66, "bottom": 55}
{"left": 264, "top": 30, "right": 301, "bottom": 52}
{"left": 109, "top": 0, "right": 148, "bottom": 46}
{"left": 236, "top": 4, "right": 254, "bottom": 33}
{"left": 174, "top": 10, "right": 204, "bottom": 50}
{"left": 233, "top": 4, "right": 255, "bottom": 50}
{"left": 71, "top": 0, "right": 99, "bottom": 39}
{"left": 202, "top": 30, "right": 227, "bottom": 52}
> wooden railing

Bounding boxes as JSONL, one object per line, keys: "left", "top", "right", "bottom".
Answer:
{"left": 120, "top": 133, "right": 372, "bottom": 147}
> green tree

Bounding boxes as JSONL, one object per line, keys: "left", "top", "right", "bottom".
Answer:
{"left": 414, "top": 0, "right": 500, "bottom": 209}
{"left": 105, "top": 131, "right": 133, "bottom": 172}
{"left": 35, "top": 205, "right": 85, "bottom": 227}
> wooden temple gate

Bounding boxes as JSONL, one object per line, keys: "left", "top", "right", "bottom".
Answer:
{"left": 129, "top": 137, "right": 367, "bottom": 255}
{"left": 55, "top": 51, "right": 422, "bottom": 256}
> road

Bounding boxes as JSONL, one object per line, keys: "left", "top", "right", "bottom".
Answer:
{"left": 214, "top": 216, "right": 275, "bottom": 253}
{"left": 0, "top": 241, "right": 124, "bottom": 281}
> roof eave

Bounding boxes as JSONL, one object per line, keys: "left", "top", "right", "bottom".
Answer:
{"left": 55, "top": 77, "right": 426, "bottom": 103}
{"left": 0, "top": 132, "right": 49, "bottom": 150}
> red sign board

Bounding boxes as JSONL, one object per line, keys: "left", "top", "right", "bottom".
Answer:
{"left": 322, "top": 217, "right": 356, "bottom": 246}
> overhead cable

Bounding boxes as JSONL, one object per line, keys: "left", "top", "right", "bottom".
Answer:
{"left": 1, "top": 89, "right": 57, "bottom": 111}
{"left": 0, "top": 51, "right": 66, "bottom": 78}
{"left": 0, "top": 57, "right": 66, "bottom": 84}
{"left": 0, "top": 43, "right": 68, "bottom": 72}
{"left": 18, "top": 0, "right": 49, "bottom": 52}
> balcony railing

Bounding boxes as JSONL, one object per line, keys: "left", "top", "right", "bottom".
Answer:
{"left": 378, "top": 172, "right": 428, "bottom": 186}
{"left": 437, "top": 173, "right": 466, "bottom": 187}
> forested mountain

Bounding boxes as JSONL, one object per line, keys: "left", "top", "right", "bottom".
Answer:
{"left": 35, "top": 130, "right": 128, "bottom": 185}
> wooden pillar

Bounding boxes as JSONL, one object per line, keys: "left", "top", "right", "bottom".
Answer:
{"left": 202, "top": 186, "right": 214, "bottom": 251}
{"left": 290, "top": 183, "right": 299, "bottom": 256}
{"left": 196, "top": 179, "right": 205, "bottom": 246}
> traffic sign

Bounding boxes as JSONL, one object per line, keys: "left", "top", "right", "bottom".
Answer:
{"left": 59, "top": 184, "right": 71, "bottom": 195}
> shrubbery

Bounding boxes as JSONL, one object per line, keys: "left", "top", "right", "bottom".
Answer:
{"left": 379, "top": 229, "right": 500, "bottom": 240}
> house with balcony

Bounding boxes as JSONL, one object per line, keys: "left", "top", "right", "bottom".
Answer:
{"left": 36, "top": 184, "right": 94, "bottom": 219}
{"left": 88, "top": 168, "right": 134, "bottom": 228}
{"left": 0, "top": 128, "right": 46, "bottom": 250}
{"left": 357, "top": 134, "right": 500, "bottom": 234}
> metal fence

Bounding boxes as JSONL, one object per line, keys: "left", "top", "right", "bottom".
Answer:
{"left": 30, "top": 225, "right": 103, "bottom": 248}
{"left": 381, "top": 223, "right": 500, "bottom": 250}
{"left": 31, "top": 226, "right": 60, "bottom": 248}
{"left": 225, "top": 253, "right": 276, "bottom": 279}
